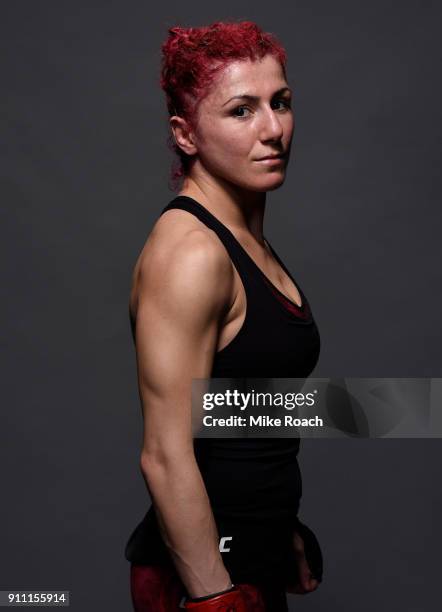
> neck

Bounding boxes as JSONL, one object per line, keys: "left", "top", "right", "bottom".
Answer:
{"left": 178, "top": 171, "right": 266, "bottom": 244}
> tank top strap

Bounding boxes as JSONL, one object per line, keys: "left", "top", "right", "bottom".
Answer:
{"left": 160, "top": 196, "right": 256, "bottom": 291}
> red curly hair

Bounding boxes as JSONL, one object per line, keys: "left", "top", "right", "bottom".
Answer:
{"left": 160, "top": 21, "right": 288, "bottom": 190}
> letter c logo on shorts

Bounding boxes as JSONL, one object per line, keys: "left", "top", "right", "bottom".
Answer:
{"left": 219, "top": 536, "right": 233, "bottom": 552}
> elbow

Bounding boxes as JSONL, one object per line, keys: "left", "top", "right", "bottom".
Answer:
{"left": 140, "top": 450, "right": 162, "bottom": 477}
{"left": 139, "top": 446, "right": 194, "bottom": 477}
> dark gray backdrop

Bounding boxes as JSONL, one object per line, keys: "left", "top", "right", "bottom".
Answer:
{"left": 1, "top": 1, "right": 441, "bottom": 610}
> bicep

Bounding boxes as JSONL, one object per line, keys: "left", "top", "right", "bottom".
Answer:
{"left": 136, "top": 293, "right": 216, "bottom": 461}
{"left": 134, "top": 234, "right": 231, "bottom": 462}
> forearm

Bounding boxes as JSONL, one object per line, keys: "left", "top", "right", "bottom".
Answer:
{"left": 141, "top": 452, "right": 232, "bottom": 599}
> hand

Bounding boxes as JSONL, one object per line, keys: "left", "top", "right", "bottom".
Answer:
{"left": 286, "top": 531, "right": 320, "bottom": 595}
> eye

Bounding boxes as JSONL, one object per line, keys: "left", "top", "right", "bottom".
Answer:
{"left": 273, "top": 98, "right": 292, "bottom": 111}
{"left": 231, "top": 105, "right": 252, "bottom": 118}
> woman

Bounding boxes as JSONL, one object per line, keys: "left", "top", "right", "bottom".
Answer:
{"left": 125, "top": 21, "right": 323, "bottom": 611}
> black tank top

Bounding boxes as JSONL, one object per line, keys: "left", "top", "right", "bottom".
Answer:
{"left": 125, "top": 196, "right": 321, "bottom": 585}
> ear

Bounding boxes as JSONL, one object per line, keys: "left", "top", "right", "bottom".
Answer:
{"left": 169, "top": 116, "right": 198, "bottom": 156}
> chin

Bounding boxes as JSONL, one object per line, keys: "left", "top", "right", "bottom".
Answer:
{"left": 265, "top": 176, "right": 286, "bottom": 191}
{"left": 252, "top": 173, "right": 286, "bottom": 192}
{"left": 220, "top": 169, "right": 286, "bottom": 192}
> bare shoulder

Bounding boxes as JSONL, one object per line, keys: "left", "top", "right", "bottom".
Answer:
{"left": 130, "top": 209, "right": 233, "bottom": 320}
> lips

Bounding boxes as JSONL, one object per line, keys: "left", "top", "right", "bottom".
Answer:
{"left": 255, "top": 153, "right": 285, "bottom": 161}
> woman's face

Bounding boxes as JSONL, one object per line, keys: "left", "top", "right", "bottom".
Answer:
{"left": 192, "top": 54, "right": 294, "bottom": 192}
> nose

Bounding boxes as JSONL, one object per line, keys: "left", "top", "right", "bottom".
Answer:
{"left": 258, "top": 105, "right": 284, "bottom": 142}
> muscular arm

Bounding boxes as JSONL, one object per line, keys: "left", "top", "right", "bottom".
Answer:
{"left": 134, "top": 226, "right": 234, "bottom": 599}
